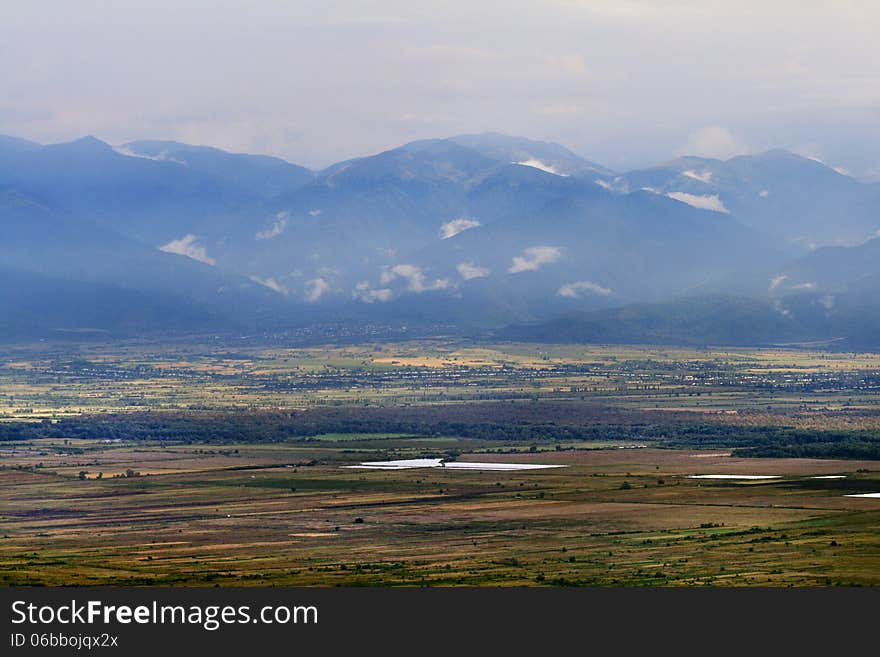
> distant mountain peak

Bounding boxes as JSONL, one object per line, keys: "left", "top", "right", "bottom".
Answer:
{"left": 446, "top": 132, "right": 615, "bottom": 177}
{"left": 53, "top": 135, "right": 115, "bottom": 154}
{"left": 731, "top": 148, "right": 823, "bottom": 165}
{"left": 123, "top": 139, "right": 225, "bottom": 157}
{"left": 755, "top": 147, "right": 801, "bottom": 158}
{"left": 73, "top": 134, "right": 109, "bottom": 146}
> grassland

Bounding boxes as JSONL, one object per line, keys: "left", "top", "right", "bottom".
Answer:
{"left": 1, "top": 339, "right": 879, "bottom": 586}
{"left": 2, "top": 439, "right": 879, "bottom": 586}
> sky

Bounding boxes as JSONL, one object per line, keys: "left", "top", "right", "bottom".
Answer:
{"left": 2, "top": 1, "right": 880, "bottom": 177}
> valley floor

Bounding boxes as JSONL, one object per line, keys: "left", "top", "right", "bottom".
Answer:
{"left": 1, "top": 340, "right": 878, "bottom": 586}
{"left": 1, "top": 442, "right": 879, "bottom": 586}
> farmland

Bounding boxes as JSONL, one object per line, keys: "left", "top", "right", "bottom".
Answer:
{"left": 1, "top": 339, "right": 879, "bottom": 586}
{"left": 3, "top": 340, "right": 880, "bottom": 422}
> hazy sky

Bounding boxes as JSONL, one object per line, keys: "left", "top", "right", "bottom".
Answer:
{"left": 2, "top": 1, "right": 879, "bottom": 176}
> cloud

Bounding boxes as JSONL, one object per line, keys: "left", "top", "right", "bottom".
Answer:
{"left": 681, "top": 169, "right": 713, "bottom": 184}
{"left": 534, "top": 103, "right": 586, "bottom": 116}
{"left": 304, "top": 277, "right": 330, "bottom": 302}
{"left": 410, "top": 44, "right": 501, "bottom": 62}
{"left": 381, "top": 264, "right": 449, "bottom": 292}
{"left": 255, "top": 212, "right": 289, "bottom": 240}
{"left": 793, "top": 147, "right": 824, "bottom": 163}
{"left": 594, "top": 178, "right": 612, "bottom": 190}
{"left": 557, "top": 0, "right": 666, "bottom": 20}
{"left": 558, "top": 280, "right": 612, "bottom": 298}
{"left": 323, "top": 14, "right": 407, "bottom": 27}
{"left": 539, "top": 52, "right": 590, "bottom": 78}
{"left": 515, "top": 159, "right": 568, "bottom": 176}
{"left": 769, "top": 274, "right": 787, "bottom": 291}
{"left": 353, "top": 281, "right": 393, "bottom": 303}
{"left": 113, "top": 145, "right": 184, "bottom": 164}
{"left": 440, "top": 218, "right": 481, "bottom": 239}
{"left": 365, "top": 289, "right": 393, "bottom": 302}
{"left": 819, "top": 295, "right": 835, "bottom": 310}
{"left": 379, "top": 267, "right": 403, "bottom": 286}
{"left": 159, "top": 234, "right": 215, "bottom": 265}
{"left": 7, "top": 2, "right": 880, "bottom": 177}
{"left": 666, "top": 192, "right": 729, "bottom": 213}
{"left": 863, "top": 167, "right": 880, "bottom": 183}
{"left": 509, "top": 246, "right": 563, "bottom": 273}
{"left": 354, "top": 264, "right": 452, "bottom": 303}
{"left": 457, "top": 262, "right": 491, "bottom": 280}
{"left": 678, "top": 126, "right": 749, "bottom": 160}
{"left": 250, "top": 276, "right": 288, "bottom": 295}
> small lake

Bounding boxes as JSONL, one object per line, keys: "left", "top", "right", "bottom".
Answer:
{"left": 687, "top": 474, "right": 780, "bottom": 480}
{"left": 346, "top": 458, "right": 445, "bottom": 470}
{"left": 444, "top": 462, "right": 566, "bottom": 471}
{"left": 346, "top": 458, "right": 565, "bottom": 471}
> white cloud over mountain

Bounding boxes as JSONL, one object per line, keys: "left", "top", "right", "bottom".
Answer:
{"left": 160, "top": 234, "right": 215, "bottom": 265}
{"left": 509, "top": 246, "right": 563, "bottom": 273}
{"left": 558, "top": 280, "right": 612, "bottom": 298}
{"left": 457, "top": 262, "right": 491, "bottom": 280}
{"left": 440, "top": 218, "right": 480, "bottom": 239}
{"left": 666, "top": 192, "right": 729, "bottom": 213}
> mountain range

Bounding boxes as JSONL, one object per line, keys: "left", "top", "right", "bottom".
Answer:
{"left": 1, "top": 131, "right": 879, "bottom": 347}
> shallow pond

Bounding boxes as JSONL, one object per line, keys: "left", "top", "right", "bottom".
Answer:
{"left": 346, "top": 458, "right": 565, "bottom": 471}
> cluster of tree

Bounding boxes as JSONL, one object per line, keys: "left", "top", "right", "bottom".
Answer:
{"left": 1, "top": 404, "right": 878, "bottom": 459}
{"left": 0, "top": 402, "right": 645, "bottom": 443}
{"left": 732, "top": 442, "right": 880, "bottom": 459}
{"left": 0, "top": 412, "right": 643, "bottom": 444}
